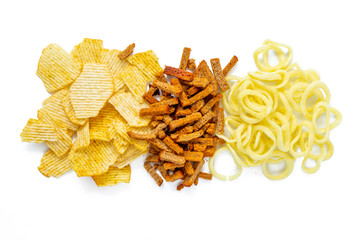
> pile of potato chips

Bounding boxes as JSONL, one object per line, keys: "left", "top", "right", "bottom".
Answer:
{"left": 21, "top": 38, "right": 163, "bottom": 186}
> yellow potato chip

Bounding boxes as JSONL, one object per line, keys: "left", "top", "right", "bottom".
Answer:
{"left": 113, "top": 145, "right": 146, "bottom": 169}
{"left": 112, "top": 134, "right": 129, "bottom": 154}
{"left": 73, "top": 121, "right": 90, "bottom": 150}
{"left": 89, "top": 103, "right": 121, "bottom": 141}
{"left": 92, "top": 165, "right": 131, "bottom": 187}
{"left": 114, "top": 75, "right": 127, "bottom": 92}
{"left": 100, "top": 49, "right": 129, "bottom": 80}
{"left": 20, "top": 119, "right": 59, "bottom": 143}
{"left": 109, "top": 91, "right": 150, "bottom": 127}
{"left": 61, "top": 90, "right": 88, "bottom": 126}
{"left": 70, "top": 63, "right": 114, "bottom": 119}
{"left": 69, "top": 140, "right": 119, "bottom": 177}
{"left": 71, "top": 38, "right": 103, "bottom": 64}
{"left": 126, "top": 50, "right": 163, "bottom": 81}
{"left": 45, "top": 127, "right": 73, "bottom": 157}
{"left": 42, "top": 90, "right": 78, "bottom": 131}
{"left": 36, "top": 43, "right": 82, "bottom": 93}
{"left": 38, "top": 150, "right": 72, "bottom": 177}
{"left": 119, "top": 64, "right": 149, "bottom": 101}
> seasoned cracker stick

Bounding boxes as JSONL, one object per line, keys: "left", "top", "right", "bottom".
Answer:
{"left": 143, "top": 85, "right": 159, "bottom": 104}
{"left": 164, "top": 66, "right": 194, "bottom": 81}
{"left": 192, "top": 110, "right": 215, "bottom": 131}
{"left": 152, "top": 116, "right": 164, "bottom": 121}
{"left": 163, "top": 136, "right": 184, "bottom": 155}
{"left": 170, "top": 78, "right": 189, "bottom": 106}
{"left": 152, "top": 123, "right": 167, "bottom": 136}
{"left": 140, "top": 105, "right": 171, "bottom": 117}
{"left": 163, "top": 115, "right": 173, "bottom": 125}
{"left": 188, "top": 58, "right": 196, "bottom": 70}
{"left": 150, "top": 120, "right": 162, "bottom": 128}
{"left": 118, "top": 43, "right": 135, "bottom": 60}
{"left": 187, "top": 86, "right": 200, "bottom": 96}
{"left": 175, "top": 108, "right": 192, "bottom": 117}
{"left": 157, "top": 131, "right": 166, "bottom": 139}
{"left": 127, "top": 131, "right": 156, "bottom": 140}
{"left": 198, "top": 172, "right": 213, "bottom": 180}
{"left": 194, "top": 176, "right": 199, "bottom": 185}
{"left": 177, "top": 183, "right": 185, "bottom": 191}
{"left": 184, "top": 161, "right": 195, "bottom": 175}
{"left": 170, "top": 170, "right": 185, "bottom": 182}
{"left": 144, "top": 162, "right": 163, "bottom": 186}
{"left": 153, "top": 78, "right": 183, "bottom": 97}
{"left": 146, "top": 155, "right": 161, "bottom": 163}
{"left": 200, "top": 94, "right": 223, "bottom": 115}
{"left": 176, "top": 130, "right": 205, "bottom": 143}
{"left": 163, "top": 162, "right": 184, "bottom": 170}
{"left": 203, "top": 147, "right": 216, "bottom": 157}
{"left": 183, "top": 85, "right": 213, "bottom": 107}
{"left": 215, "top": 108, "right": 225, "bottom": 134}
{"left": 149, "top": 145, "right": 160, "bottom": 155}
{"left": 214, "top": 136, "right": 226, "bottom": 146}
{"left": 190, "top": 138, "right": 214, "bottom": 146}
{"left": 191, "top": 99, "right": 205, "bottom": 113}
{"left": 200, "top": 60, "right": 218, "bottom": 96}
{"left": 170, "top": 126, "right": 194, "bottom": 139}
{"left": 159, "top": 151, "right": 186, "bottom": 164}
{"left": 206, "top": 123, "right": 216, "bottom": 135}
{"left": 169, "top": 112, "right": 202, "bottom": 131}
{"left": 210, "top": 58, "right": 230, "bottom": 92}
{"left": 191, "top": 77, "right": 209, "bottom": 88}
{"left": 149, "top": 139, "right": 173, "bottom": 152}
{"left": 150, "top": 97, "right": 179, "bottom": 107}
{"left": 222, "top": 55, "right": 238, "bottom": 76}
{"left": 180, "top": 47, "right": 191, "bottom": 70}
{"left": 183, "top": 151, "right": 204, "bottom": 162}
{"left": 194, "top": 143, "right": 207, "bottom": 152}
{"left": 158, "top": 165, "right": 172, "bottom": 182}
{"left": 183, "top": 160, "right": 205, "bottom": 187}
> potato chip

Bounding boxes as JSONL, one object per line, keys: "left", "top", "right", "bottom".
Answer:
{"left": 119, "top": 64, "right": 149, "bottom": 101}
{"left": 37, "top": 43, "right": 82, "bottom": 93}
{"left": 127, "top": 125, "right": 153, "bottom": 151}
{"left": 38, "top": 150, "right": 72, "bottom": 178}
{"left": 69, "top": 140, "right": 119, "bottom": 177}
{"left": 61, "top": 90, "right": 88, "bottom": 126}
{"left": 126, "top": 50, "right": 163, "bottom": 81}
{"left": 71, "top": 38, "right": 103, "bottom": 64}
{"left": 45, "top": 127, "right": 73, "bottom": 157}
{"left": 89, "top": 103, "right": 120, "bottom": 141}
{"left": 42, "top": 89, "right": 78, "bottom": 131}
{"left": 113, "top": 145, "right": 146, "bottom": 169}
{"left": 70, "top": 63, "right": 114, "bottom": 119}
{"left": 112, "top": 134, "right": 129, "bottom": 154}
{"left": 20, "top": 119, "right": 59, "bottom": 143}
{"left": 73, "top": 121, "right": 90, "bottom": 150}
{"left": 114, "top": 75, "right": 127, "bottom": 92}
{"left": 100, "top": 48, "right": 129, "bottom": 80}
{"left": 109, "top": 91, "right": 150, "bottom": 127}
{"left": 92, "top": 165, "right": 131, "bottom": 187}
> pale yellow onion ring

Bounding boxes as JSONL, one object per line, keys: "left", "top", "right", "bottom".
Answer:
{"left": 261, "top": 151, "right": 295, "bottom": 180}
{"left": 289, "top": 121, "right": 315, "bottom": 158}
{"left": 302, "top": 156, "right": 321, "bottom": 174}
{"left": 248, "top": 70, "right": 289, "bottom": 89}
{"left": 301, "top": 81, "right": 331, "bottom": 119}
{"left": 312, "top": 101, "right": 330, "bottom": 143}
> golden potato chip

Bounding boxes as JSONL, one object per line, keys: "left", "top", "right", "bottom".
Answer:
{"left": 61, "top": 90, "right": 88, "bottom": 126}
{"left": 112, "top": 134, "right": 129, "bottom": 154}
{"left": 101, "top": 48, "right": 129, "bottom": 80}
{"left": 69, "top": 140, "right": 119, "bottom": 177}
{"left": 45, "top": 127, "right": 73, "bottom": 157}
{"left": 119, "top": 64, "right": 149, "bottom": 101}
{"left": 109, "top": 91, "right": 150, "bottom": 127}
{"left": 127, "top": 125, "right": 153, "bottom": 151}
{"left": 38, "top": 150, "right": 72, "bottom": 177}
{"left": 89, "top": 103, "right": 120, "bottom": 141}
{"left": 42, "top": 89, "right": 78, "bottom": 131}
{"left": 20, "top": 119, "right": 60, "bottom": 143}
{"left": 92, "top": 165, "right": 131, "bottom": 187}
{"left": 70, "top": 63, "right": 114, "bottom": 119}
{"left": 71, "top": 38, "right": 103, "bottom": 64}
{"left": 126, "top": 50, "right": 163, "bottom": 81}
{"left": 36, "top": 43, "right": 82, "bottom": 93}
{"left": 113, "top": 145, "right": 146, "bottom": 169}
{"left": 73, "top": 121, "right": 90, "bottom": 150}
{"left": 114, "top": 75, "right": 127, "bottom": 92}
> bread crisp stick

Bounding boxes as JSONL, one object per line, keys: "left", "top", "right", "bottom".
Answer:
{"left": 118, "top": 43, "right": 135, "bottom": 60}
{"left": 210, "top": 58, "right": 230, "bottom": 92}
{"left": 180, "top": 47, "right": 191, "bottom": 70}
{"left": 164, "top": 66, "right": 194, "bottom": 81}
{"left": 159, "top": 151, "right": 185, "bottom": 164}
{"left": 222, "top": 55, "right": 238, "bottom": 76}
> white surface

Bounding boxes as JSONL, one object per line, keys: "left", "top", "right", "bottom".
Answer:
{"left": 1, "top": 0, "right": 359, "bottom": 239}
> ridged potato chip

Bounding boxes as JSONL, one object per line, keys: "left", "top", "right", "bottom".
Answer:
{"left": 112, "top": 135, "right": 129, "bottom": 154}
{"left": 20, "top": 119, "right": 60, "bottom": 143}
{"left": 100, "top": 49, "right": 129, "bottom": 80}
{"left": 38, "top": 150, "right": 72, "bottom": 178}
{"left": 37, "top": 43, "right": 82, "bottom": 93}
{"left": 73, "top": 121, "right": 90, "bottom": 150}
{"left": 126, "top": 50, "right": 163, "bottom": 81}
{"left": 109, "top": 91, "right": 150, "bottom": 127}
{"left": 71, "top": 38, "right": 103, "bottom": 64}
{"left": 70, "top": 63, "right": 114, "bottom": 119}
{"left": 92, "top": 165, "right": 131, "bottom": 187}
{"left": 113, "top": 145, "right": 146, "bottom": 169}
{"left": 119, "top": 64, "right": 149, "bottom": 101}
{"left": 61, "top": 90, "right": 88, "bottom": 126}
{"left": 45, "top": 127, "right": 73, "bottom": 157}
{"left": 69, "top": 140, "right": 119, "bottom": 177}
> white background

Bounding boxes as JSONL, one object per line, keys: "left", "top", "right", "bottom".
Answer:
{"left": 1, "top": 0, "right": 359, "bottom": 239}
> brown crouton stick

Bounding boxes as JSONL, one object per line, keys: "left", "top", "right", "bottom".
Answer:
{"left": 190, "top": 138, "right": 214, "bottom": 146}
{"left": 187, "top": 143, "right": 194, "bottom": 151}
{"left": 144, "top": 162, "right": 163, "bottom": 186}
{"left": 169, "top": 112, "right": 202, "bottom": 131}
{"left": 149, "top": 145, "right": 160, "bottom": 155}
{"left": 186, "top": 86, "right": 200, "bottom": 96}
{"left": 163, "top": 115, "right": 173, "bottom": 125}
{"left": 194, "top": 176, "right": 199, "bottom": 185}
{"left": 215, "top": 108, "right": 225, "bottom": 134}
{"left": 150, "top": 97, "right": 179, "bottom": 107}
{"left": 182, "top": 84, "right": 213, "bottom": 107}
{"left": 206, "top": 123, "right": 216, "bottom": 135}
{"left": 192, "top": 110, "right": 215, "bottom": 131}
{"left": 158, "top": 131, "right": 166, "bottom": 139}
{"left": 158, "top": 165, "right": 172, "bottom": 182}
{"left": 149, "top": 139, "right": 173, "bottom": 152}
{"left": 180, "top": 47, "right": 191, "bottom": 70}
{"left": 177, "top": 183, "right": 185, "bottom": 191}
{"left": 155, "top": 73, "right": 170, "bottom": 96}
{"left": 176, "top": 130, "right": 205, "bottom": 143}
{"left": 194, "top": 144, "right": 207, "bottom": 152}
{"left": 164, "top": 66, "right": 194, "bottom": 81}
{"left": 159, "top": 151, "right": 186, "bottom": 164}
{"left": 175, "top": 108, "right": 192, "bottom": 117}
{"left": 170, "top": 170, "right": 185, "bottom": 182}
{"left": 214, "top": 136, "right": 226, "bottom": 146}
{"left": 163, "top": 162, "right": 185, "bottom": 170}
{"left": 143, "top": 85, "right": 159, "bottom": 104}
{"left": 146, "top": 155, "right": 161, "bottom": 163}
{"left": 170, "top": 126, "right": 194, "bottom": 139}
{"left": 200, "top": 94, "right": 223, "bottom": 115}
{"left": 170, "top": 78, "right": 189, "bottom": 106}
{"left": 127, "top": 131, "right": 156, "bottom": 140}
{"left": 198, "top": 172, "right": 213, "bottom": 180}
{"left": 183, "top": 160, "right": 204, "bottom": 187}
{"left": 201, "top": 60, "right": 218, "bottom": 96}
{"left": 183, "top": 151, "right": 204, "bottom": 162}
{"left": 163, "top": 136, "right": 184, "bottom": 155}
{"left": 184, "top": 161, "right": 195, "bottom": 175}
{"left": 203, "top": 147, "right": 216, "bottom": 157}
{"left": 188, "top": 58, "right": 196, "bottom": 70}
{"left": 118, "top": 43, "right": 135, "bottom": 60}
{"left": 222, "top": 55, "right": 238, "bottom": 76}
{"left": 152, "top": 116, "right": 164, "bottom": 121}
{"left": 152, "top": 123, "right": 167, "bottom": 136}
{"left": 191, "top": 77, "right": 209, "bottom": 88}
{"left": 210, "top": 58, "right": 230, "bottom": 92}
{"left": 150, "top": 121, "right": 162, "bottom": 128}
{"left": 153, "top": 78, "right": 183, "bottom": 97}
{"left": 190, "top": 99, "right": 205, "bottom": 113}
{"left": 140, "top": 105, "right": 171, "bottom": 117}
